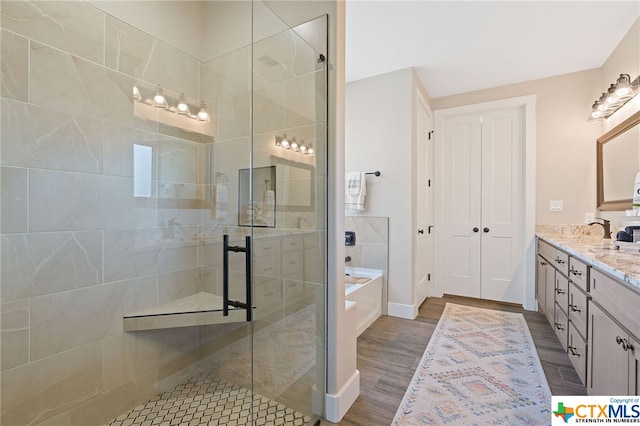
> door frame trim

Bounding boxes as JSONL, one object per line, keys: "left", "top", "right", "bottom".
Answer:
{"left": 433, "top": 95, "right": 537, "bottom": 310}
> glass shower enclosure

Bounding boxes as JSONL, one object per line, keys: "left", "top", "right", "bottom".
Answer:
{"left": 0, "top": 1, "right": 327, "bottom": 424}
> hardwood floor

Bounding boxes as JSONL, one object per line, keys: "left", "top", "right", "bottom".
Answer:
{"left": 326, "top": 295, "right": 586, "bottom": 425}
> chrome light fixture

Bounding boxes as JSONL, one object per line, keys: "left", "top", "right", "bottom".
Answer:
{"left": 274, "top": 134, "right": 315, "bottom": 155}
{"left": 589, "top": 73, "right": 640, "bottom": 121}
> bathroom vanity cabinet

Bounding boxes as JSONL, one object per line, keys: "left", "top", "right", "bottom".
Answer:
{"left": 536, "top": 235, "right": 640, "bottom": 394}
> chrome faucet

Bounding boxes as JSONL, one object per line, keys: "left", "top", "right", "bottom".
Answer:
{"left": 588, "top": 217, "right": 611, "bottom": 239}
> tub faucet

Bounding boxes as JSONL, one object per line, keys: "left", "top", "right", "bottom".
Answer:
{"left": 588, "top": 217, "right": 611, "bottom": 239}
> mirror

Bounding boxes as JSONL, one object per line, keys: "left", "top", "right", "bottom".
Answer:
{"left": 275, "top": 158, "right": 315, "bottom": 212}
{"left": 597, "top": 111, "right": 640, "bottom": 211}
{"left": 238, "top": 166, "right": 276, "bottom": 227}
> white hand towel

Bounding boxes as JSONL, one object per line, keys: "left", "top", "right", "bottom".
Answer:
{"left": 263, "top": 190, "right": 275, "bottom": 225}
{"left": 345, "top": 171, "right": 367, "bottom": 212}
{"left": 215, "top": 184, "right": 228, "bottom": 220}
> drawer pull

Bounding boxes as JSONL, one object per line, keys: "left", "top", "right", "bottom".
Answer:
{"left": 555, "top": 322, "right": 565, "bottom": 331}
{"left": 540, "top": 261, "right": 547, "bottom": 266}
{"left": 555, "top": 258, "right": 566, "bottom": 264}
{"left": 569, "top": 346, "right": 580, "bottom": 357}
{"left": 569, "top": 304, "right": 581, "bottom": 313}
{"left": 570, "top": 268, "right": 583, "bottom": 276}
{"left": 556, "top": 288, "right": 566, "bottom": 295}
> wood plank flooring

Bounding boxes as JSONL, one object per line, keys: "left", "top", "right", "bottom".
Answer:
{"left": 326, "top": 295, "right": 586, "bottom": 425}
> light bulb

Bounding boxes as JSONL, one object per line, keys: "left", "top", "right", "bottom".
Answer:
{"left": 176, "top": 93, "right": 191, "bottom": 115}
{"left": 153, "top": 84, "right": 168, "bottom": 109}
{"left": 197, "top": 102, "right": 210, "bottom": 122}
{"left": 615, "top": 74, "right": 633, "bottom": 98}
{"left": 133, "top": 86, "right": 142, "bottom": 102}
{"left": 605, "top": 84, "right": 620, "bottom": 105}
{"left": 275, "top": 135, "right": 282, "bottom": 147}
{"left": 290, "top": 137, "right": 299, "bottom": 151}
{"left": 281, "top": 134, "right": 290, "bottom": 148}
{"left": 300, "top": 141, "right": 307, "bottom": 153}
{"left": 597, "top": 93, "right": 609, "bottom": 111}
{"left": 307, "top": 144, "right": 314, "bottom": 155}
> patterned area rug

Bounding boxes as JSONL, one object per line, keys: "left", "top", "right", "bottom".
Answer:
{"left": 392, "top": 303, "right": 551, "bottom": 425}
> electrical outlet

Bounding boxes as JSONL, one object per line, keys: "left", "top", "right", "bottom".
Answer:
{"left": 585, "top": 212, "right": 595, "bottom": 223}
{"left": 549, "top": 200, "right": 564, "bottom": 212}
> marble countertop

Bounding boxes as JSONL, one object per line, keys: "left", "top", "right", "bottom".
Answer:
{"left": 536, "top": 231, "right": 640, "bottom": 292}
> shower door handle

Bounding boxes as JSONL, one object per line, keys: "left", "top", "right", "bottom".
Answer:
{"left": 222, "top": 234, "right": 253, "bottom": 322}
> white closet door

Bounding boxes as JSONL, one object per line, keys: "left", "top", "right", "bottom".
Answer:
{"left": 443, "top": 114, "right": 482, "bottom": 298}
{"left": 415, "top": 97, "right": 431, "bottom": 306}
{"left": 480, "top": 108, "right": 523, "bottom": 303}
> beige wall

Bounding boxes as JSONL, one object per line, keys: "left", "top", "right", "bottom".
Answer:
{"left": 432, "top": 17, "right": 640, "bottom": 226}
{"left": 432, "top": 69, "right": 602, "bottom": 225}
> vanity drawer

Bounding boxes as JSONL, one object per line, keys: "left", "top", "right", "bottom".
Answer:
{"left": 554, "top": 304, "right": 568, "bottom": 352}
{"left": 282, "top": 235, "right": 304, "bottom": 252}
{"left": 254, "top": 253, "right": 281, "bottom": 277}
{"left": 254, "top": 238, "right": 281, "bottom": 257}
{"left": 568, "top": 282, "right": 588, "bottom": 339}
{"left": 555, "top": 273, "right": 569, "bottom": 315}
{"left": 568, "top": 321, "right": 587, "bottom": 386}
{"left": 282, "top": 251, "right": 303, "bottom": 277}
{"left": 538, "top": 240, "right": 569, "bottom": 276}
{"left": 591, "top": 268, "right": 640, "bottom": 339}
{"left": 569, "top": 257, "right": 589, "bottom": 292}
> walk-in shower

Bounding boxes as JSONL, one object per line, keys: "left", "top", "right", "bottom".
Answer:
{"left": 0, "top": 1, "right": 328, "bottom": 424}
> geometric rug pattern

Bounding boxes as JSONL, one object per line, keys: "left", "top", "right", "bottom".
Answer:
{"left": 392, "top": 303, "right": 552, "bottom": 425}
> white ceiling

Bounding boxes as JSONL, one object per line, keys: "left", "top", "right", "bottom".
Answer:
{"left": 346, "top": 1, "right": 640, "bottom": 98}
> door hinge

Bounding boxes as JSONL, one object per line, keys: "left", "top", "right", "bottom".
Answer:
{"left": 428, "top": 273, "right": 431, "bottom": 281}
{"left": 428, "top": 179, "right": 431, "bottom": 187}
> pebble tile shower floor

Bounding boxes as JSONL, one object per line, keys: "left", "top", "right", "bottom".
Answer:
{"left": 107, "top": 374, "right": 312, "bottom": 426}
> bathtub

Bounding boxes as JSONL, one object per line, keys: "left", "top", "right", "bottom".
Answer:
{"left": 345, "top": 266, "right": 383, "bottom": 337}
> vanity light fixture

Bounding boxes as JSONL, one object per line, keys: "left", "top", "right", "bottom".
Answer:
{"left": 274, "top": 134, "right": 315, "bottom": 155}
{"left": 589, "top": 73, "right": 640, "bottom": 121}
{"left": 133, "top": 86, "right": 142, "bottom": 102}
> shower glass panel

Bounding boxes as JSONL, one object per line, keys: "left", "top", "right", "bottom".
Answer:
{"left": 0, "top": 1, "right": 326, "bottom": 425}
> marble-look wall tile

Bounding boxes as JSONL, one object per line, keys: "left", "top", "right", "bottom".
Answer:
{"left": 157, "top": 267, "right": 203, "bottom": 305}
{"left": 157, "top": 135, "right": 199, "bottom": 184}
{"left": 1, "top": 166, "right": 28, "bottom": 233}
{"left": 30, "top": 42, "right": 140, "bottom": 128}
{"left": 201, "top": 46, "right": 250, "bottom": 101}
{"left": 362, "top": 243, "right": 388, "bottom": 271}
{"left": 30, "top": 283, "right": 127, "bottom": 360}
{"left": 1, "top": 231, "right": 102, "bottom": 302}
{"left": 103, "top": 227, "right": 198, "bottom": 283}
{"left": 1, "top": 29, "right": 28, "bottom": 101}
{"left": 1, "top": 98, "right": 103, "bottom": 173}
{"left": 101, "top": 333, "right": 158, "bottom": 397}
{"left": 1, "top": 341, "right": 102, "bottom": 426}
{"left": 0, "top": 0, "right": 105, "bottom": 64}
{"left": 253, "top": 29, "right": 322, "bottom": 89}
{"left": 253, "top": 82, "right": 285, "bottom": 135}
{"left": 285, "top": 70, "right": 326, "bottom": 129}
{"left": 345, "top": 216, "right": 389, "bottom": 244}
{"left": 1, "top": 299, "right": 29, "bottom": 370}
{"left": 29, "top": 169, "right": 156, "bottom": 232}
{"left": 216, "top": 92, "right": 250, "bottom": 141}
{"left": 212, "top": 137, "right": 250, "bottom": 183}
{"left": 103, "top": 123, "right": 158, "bottom": 178}
{"left": 105, "top": 16, "right": 199, "bottom": 99}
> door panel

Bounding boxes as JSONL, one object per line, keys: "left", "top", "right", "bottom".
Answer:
{"left": 416, "top": 97, "right": 430, "bottom": 305}
{"left": 480, "top": 108, "right": 523, "bottom": 303}
{"left": 443, "top": 115, "right": 482, "bottom": 298}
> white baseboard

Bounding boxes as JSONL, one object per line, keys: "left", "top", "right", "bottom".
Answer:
{"left": 325, "top": 370, "right": 360, "bottom": 423}
{"left": 387, "top": 302, "right": 418, "bottom": 319}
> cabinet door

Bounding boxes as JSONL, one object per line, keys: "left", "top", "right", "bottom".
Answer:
{"left": 536, "top": 255, "right": 547, "bottom": 312}
{"left": 545, "top": 263, "right": 555, "bottom": 324}
{"left": 589, "top": 302, "right": 629, "bottom": 395}
{"left": 630, "top": 336, "right": 640, "bottom": 396}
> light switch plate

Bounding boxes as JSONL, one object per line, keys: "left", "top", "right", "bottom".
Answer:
{"left": 549, "top": 200, "right": 563, "bottom": 212}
